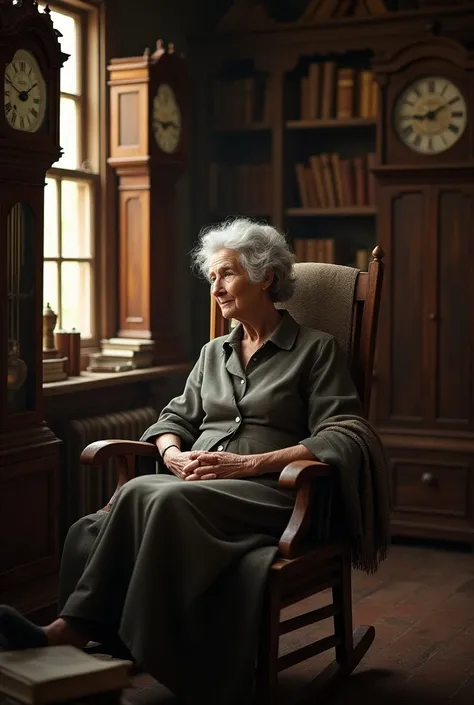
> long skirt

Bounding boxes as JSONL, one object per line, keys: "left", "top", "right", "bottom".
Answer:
{"left": 58, "top": 474, "right": 295, "bottom": 705}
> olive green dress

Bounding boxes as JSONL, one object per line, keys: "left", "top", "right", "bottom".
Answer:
{"left": 58, "top": 311, "right": 363, "bottom": 705}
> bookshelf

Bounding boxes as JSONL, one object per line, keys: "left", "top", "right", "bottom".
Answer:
{"left": 204, "top": 56, "right": 377, "bottom": 271}
{"left": 191, "top": 6, "right": 398, "bottom": 274}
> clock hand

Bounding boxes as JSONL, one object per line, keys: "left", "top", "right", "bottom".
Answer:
{"left": 426, "top": 103, "right": 447, "bottom": 119}
{"left": 15, "top": 83, "right": 38, "bottom": 102}
{"left": 412, "top": 104, "right": 447, "bottom": 121}
{"left": 156, "top": 119, "right": 179, "bottom": 129}
{"left": 5, "top": 77, "right": 20, "bottom": 95}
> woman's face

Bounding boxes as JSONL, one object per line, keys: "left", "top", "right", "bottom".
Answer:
{"left": 209, "top": 248, "right": 270, "bottom": 321}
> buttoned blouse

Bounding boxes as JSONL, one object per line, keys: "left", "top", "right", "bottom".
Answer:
{"left": 142, "top": 310, "right": 364, "bottom": 465}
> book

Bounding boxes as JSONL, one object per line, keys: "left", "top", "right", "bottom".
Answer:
{"left": 321, "top": 61, "right": 336, "bottom": 119}
{"left": 336, "top": 67, "right": 354, "bottom": 119}
{"left": 101, "top": 338, "right": 154, "bottom": 351}
{"left": 0, "top": 645, "right": 132, "bottom": 705}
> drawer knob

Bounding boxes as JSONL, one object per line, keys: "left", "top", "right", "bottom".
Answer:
{"left": 421, "top": 471, "right": 435, "bottom": 486}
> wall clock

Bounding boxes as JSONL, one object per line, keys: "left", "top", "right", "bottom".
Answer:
{"left": 152, "top": 83, "right": 181, "bottom": 154}
{"left": 393, "top": 75, "right": 467, "bottom": 154}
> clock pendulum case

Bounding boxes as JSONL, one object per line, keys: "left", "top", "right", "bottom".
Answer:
{"left": 0, "top": 0, "right": 67, "bottom": 607}
{"left": 372, "top": 34, "right": 474, "bottom": 544}
{"left": 108, "top": 42, "right": 189, "bottom": 364}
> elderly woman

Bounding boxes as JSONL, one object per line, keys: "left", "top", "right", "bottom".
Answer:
{"left": 0, "top": 218, "right": 386, "bottom": 705}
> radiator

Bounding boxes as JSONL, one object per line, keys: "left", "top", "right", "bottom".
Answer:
{"left": 66, "top": 406, "right": 158, "bottom": 528}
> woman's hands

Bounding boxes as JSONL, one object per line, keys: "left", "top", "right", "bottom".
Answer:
{"left": 164, "top": 448, "right": 201, "bottom": 480}
{"left": 183, "top": 451, "right": 259, "bottom": 481}
{"left": 164, "top": 447, "right": 259, "bottom": 481}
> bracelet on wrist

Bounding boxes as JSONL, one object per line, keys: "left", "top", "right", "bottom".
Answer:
{"left": 161, "top": 444, "right": 180, "bottom": 461}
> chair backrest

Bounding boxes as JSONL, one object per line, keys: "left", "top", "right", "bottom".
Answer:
{"left": 209, "top": 247, "right": 384, "bottom": 416}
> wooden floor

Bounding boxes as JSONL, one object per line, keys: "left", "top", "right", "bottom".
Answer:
{"left": 123, "top": 541, "right": 474, "bottom": 705}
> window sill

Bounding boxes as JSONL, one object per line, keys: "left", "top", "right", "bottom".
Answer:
{"left": 43, "top": 363, "right": 192, "bottom": 397}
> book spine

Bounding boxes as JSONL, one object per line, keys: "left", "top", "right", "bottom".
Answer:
{"left": 336, "top": 68, "right": 354, "bottom": 119}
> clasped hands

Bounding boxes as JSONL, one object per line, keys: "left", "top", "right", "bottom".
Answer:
{"left": 165, "top": 447, "right": 257, "bottom": 481}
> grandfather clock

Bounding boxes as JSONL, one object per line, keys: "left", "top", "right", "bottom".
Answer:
{"left": 0, "top": 0, "right": 66, "bottom": 610}
{"left": 108, "top": 42, "right": 189, "bottom": 364}
{"left": 372, "top": 34, "right": 474, "bottom": 545}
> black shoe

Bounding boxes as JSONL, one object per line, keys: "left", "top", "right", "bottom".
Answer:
{"left": 0, "top": 605, "right": 48, "bottom": 650}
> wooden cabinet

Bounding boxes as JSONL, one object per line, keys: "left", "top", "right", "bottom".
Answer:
{"left": 377, "top": 180, "right": 474, "bottom": 432}
{"left": 0, "top": 452, "right": 59, "bottom": 593}
{"left": 377, "top": 179, "right": 474, "bottom": 545}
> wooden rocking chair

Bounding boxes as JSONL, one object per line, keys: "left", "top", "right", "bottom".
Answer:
{"left": 80, "top": 246, "right": 384, "bottom": 704}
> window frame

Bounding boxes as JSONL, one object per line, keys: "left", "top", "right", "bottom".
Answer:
{"left": 42, "top": 0, "right": 111, "bottom": 352}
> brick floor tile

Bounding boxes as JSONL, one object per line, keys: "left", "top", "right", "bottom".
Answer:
{"left": 412, "top": 655, "right": 474, "bottom": 698}
{"left": 450, "top": 673, "right": 474, "bottom": 704}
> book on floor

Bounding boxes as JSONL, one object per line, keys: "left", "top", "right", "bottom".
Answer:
{"left": 0, "top": 645, "right": 132, "bottom": 705}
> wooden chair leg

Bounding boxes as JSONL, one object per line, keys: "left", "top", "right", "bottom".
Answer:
{"left": 255, "top": 585, "right": 280, "bottom": 705}
{"left": 332, "top": 549, "right": 354, "bottom": 668}
{"left": 296, "top": 552, "right": 375, "bottom": 703}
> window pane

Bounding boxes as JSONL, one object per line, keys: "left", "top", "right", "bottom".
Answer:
{"left": 43, "top": 261, "right": 59, "bottom": 316}
{"left": 61, "top": 180, "right": 92, "bottom": 257}
{"left": 61, "top": 261, "right": 92, "bottom": 337}
{"left": 38, "top": 5, "right": 79, "bottom": 95}
{"left": 55, "top": 97, "right": 78, "bottom": 169}
{"left": 44, "top": 178, "right": 58, "bottom": 257}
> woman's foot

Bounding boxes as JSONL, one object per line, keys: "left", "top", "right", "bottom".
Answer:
{"left": 43, "top": 618, "right": 89, "bottom": 649}
{"left": 0, "top": 606, "right": 88, "bottom": 650}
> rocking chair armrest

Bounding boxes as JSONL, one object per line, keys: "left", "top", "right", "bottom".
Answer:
{"left": 80, "top": 440, "right": 160, "bottom": 467}
{"left": 278, "top": 459, "right": 331, "bottom": 490}
{"left": 79, "top": 440, "right": 161, "bottom": 512}
{"left": 277, "top": 460, "right": 331, "bottom": 560}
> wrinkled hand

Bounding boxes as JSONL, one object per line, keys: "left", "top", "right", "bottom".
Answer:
{"left": 184, "top": 451, "right": 258, "bottom": 481}
{"left": 164, "top": 449, "right": 201, "bottom": 480}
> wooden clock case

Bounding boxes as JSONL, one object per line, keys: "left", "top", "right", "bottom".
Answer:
{"left": 0, "top": 0, "right": 66, "bottom": 613}
{"left": 108, "top": 47, "right": 190, "bottom": 364}
{"left": 372, "top": 34, "right": 474, "bottom": 546}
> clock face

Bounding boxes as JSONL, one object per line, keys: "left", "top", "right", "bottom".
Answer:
{"left": 4, "top": 49, "right": 47, "bottom": 133}
{"left": 152, "top": 83, "right": 181, "bottom": 154}
{"left": 394, "top": 76, "right": 467, "bottom": 155}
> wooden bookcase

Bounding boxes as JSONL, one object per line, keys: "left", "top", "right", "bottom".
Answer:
{"left": 189, "top": 2, "right": 474, "bottom": 548}
{"left": 189, "top": 7, "right": 399, "bottom": 272}
{"left": 203, "top": 54, "right": 378, "bottom": 270}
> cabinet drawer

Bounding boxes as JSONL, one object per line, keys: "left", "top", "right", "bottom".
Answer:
{"left": 391, "top": 459, "right": 469, "bottom": 517}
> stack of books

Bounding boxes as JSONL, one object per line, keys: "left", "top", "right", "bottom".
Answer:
{"left": 42, "top": 357, "right": 68, "bottom": 383}
{"left": 0, "top": 645, "right": 131, "bottom": 704}
{"left": 88, "top": 338, "right": 154, "bottom": 373}
{"left": 295, "top": 152, "right": 376, "bottom": 210}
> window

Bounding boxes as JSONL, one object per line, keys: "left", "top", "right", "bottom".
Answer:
{"left": 41, "top": 1, "right": 103, "bottom": 345}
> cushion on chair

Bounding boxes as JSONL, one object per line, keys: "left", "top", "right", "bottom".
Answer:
{"left": 275, "top": 262, "right": 359, "bottom": 359}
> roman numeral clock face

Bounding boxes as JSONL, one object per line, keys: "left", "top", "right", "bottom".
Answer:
{"left": 394, "top": 76, "right": 467, "bottom": 154}
{"left": 3, "top": 49, "right": 47, "bottom": 133}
